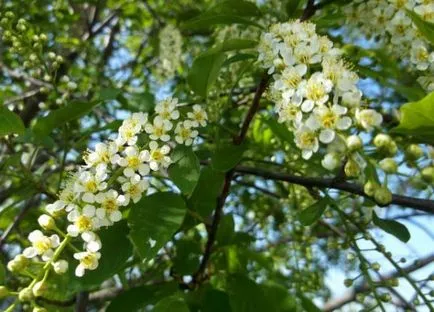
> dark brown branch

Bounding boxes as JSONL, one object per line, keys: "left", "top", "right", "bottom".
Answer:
{"left": 75, "top": 292, "right": 89, "bottom": 312}
{"left": 234, "top": 166, "right": 434, "bottom": 214}
{"left": 192, "top": 74, "right": 270, "bottom": 285}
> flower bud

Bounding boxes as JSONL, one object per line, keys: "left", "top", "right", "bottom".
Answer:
{"left": 52, "top": 259, "right": 69, "bottom": 274}
{"left": 32, "top": 281, "right": 46, "bottom": 297}
{"left": 67, "top": 81, "right": 77, "bottom": 90}
{"left": 388, "top": 278, "right": 399, "bottom": 287}
{"left": 39, "top": 34, "right": 47, "bottom": 42}
{"left": 344, "top": 279, "right": 353, "bottom": 287}
{"left": 38, "top": 214, "right": 56, "bottom": 230}
{"left": 380, "top": 293, "right": 391, "bottom": 302}
{"left": 7, "top": 254, "right": 28, "bottom": 272}
{"left": 321, "top": 153, "right": 340, "bottom": 171}
{"left": 346, "top": 135, "right": 362, "bottom": 151}
{"left": 18, "top": 287, "right": 33, "bottom": 302}
{"left": 374, "top": 186, "right": 392, "bottom": 205}
{"left": 48, "top": 52, "right": 56, "bottom": 60}
{"left": 406, "top": 144, "right": 424, "bottom": 160}
{"left": 33, "top": 307, "right": 48, "bottom": 312}
{"left": 5, "top": 11, "right": 15, "bottom": 18}
{"left": 344, "top": 158, "right": 360, "bottom": 178}
{"left": 379, "top": 158, "right": 397, "bottom": 174}
{"left": 363, "top": 180, "right": 378, "bottom": 197}
{"left": 371, "top": 262, "right": 380, "bottom": 271}
{"left": 55, "top": 55, "right": 64, "bottom": 63}
{"left": 0, "top": 286, "right": 10, "bottom": 298}
{"left": 421, "top": 167, "right": 434, "bottom": 183}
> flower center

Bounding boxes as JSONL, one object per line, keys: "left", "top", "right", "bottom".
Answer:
{"left": 75, "top": 215, "right": 93, "bottom": 232}
{"left": 81, "top": 254, "right": 97, "bottom": 268}
{"left": 321, "top": 112, "right": 337, "bottom": 128}
{"left": 34, "top": 238, "right": 51, "bottom": 253}
{"left": 151, "top": 149, "right": 164, "bottom": 161}
{"left": 127, "top": 156, "right": 140, "bottom": 169}
{"left": 103, "top": 199, "right": 118, "bottom": 213}
{"left": 85, "top": 180, "right": 97, "bottom": 193}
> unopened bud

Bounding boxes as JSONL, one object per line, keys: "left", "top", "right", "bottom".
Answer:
{"left": 39, "top": 34, "right": 47, "bottom": 42}
{"left": 344, "top": 278, "right": 353, "bottom": 287}
{"left": 52, "top": 259, "right": 68, "bottom": 274}
{"left": 47, "top": 52, "right": 56, "bottom": 60}
{"left": 364, "top": 180, "right": 378, "bottom": 197}
{"left": 371, "top": 262, "right": 381, "bottom": 271}
{"left": 406, "top": 144, "right": 424, "bottom": 160}
{"left": 380, "top": 293, "right": 391, "bottom": 302}
{"left": 346, "top": 135, "right": 363, "bottom": 151}
{"left": 421, "top": 167, "right": 434, "bottom": 183}
{"left": 321, "top": 153, "right": 340, "bottom": 171}
{"left": 32, "top": 281, "right": 46, "bottom": 297}
{"left": 33, "top": 307, "right": 48, "bottom": 312}
{"left": 374, "top": 186, "right": 392, "bottom": 205}
{"left": 345, "top": 158, "right": 360, "bottom": 178}
{"left": 18, "top": 287, "right": 33, "bottom": 302}
{"left": 379, "top": 158, "right": 397, "bottom": 174}
{"left": 7, "top": 254, "right": 28, "bottom": 272}
{"left": 0, "top": 286, "right": 9, "bottom": 298}
{"left": 38, "top": 214, "right": 55, "bottom": 230}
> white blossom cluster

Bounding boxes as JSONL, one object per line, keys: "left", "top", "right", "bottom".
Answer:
{"left": 343, "top": 0, "right": 434, "bottom": 91}
{"left": 156, "top": 24, "right": 183, "bottom": 80}
{"left": 8, "top": 97, "right": 207, "bottom": 278}
{"left": 257, "top": 20, "right": 383, "bottom": 172}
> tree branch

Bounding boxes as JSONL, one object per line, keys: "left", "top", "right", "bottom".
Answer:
{"left": 234, "top": 166, "right": 434, "bottom": 214}
{"left": 324, "top": 253, "right": 434, "bottom": 311}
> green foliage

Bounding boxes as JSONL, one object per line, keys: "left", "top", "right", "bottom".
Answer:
{"left": 298, "top": 198, "right": 329, "bottom": 226}
{"left": 0, "top": 107, "right": 25, "bottom": 136}
{"left": 168, "top": 145, "right": 201, "bottom": 195}
{"left": 188, "top": 52, "right": 226, "bottom": 98}
{"left": 128, "top": 192, "right": 187, "bottom": 261}
{"left": 153, "top": 295, "right": 190, "bottom": 312}
{"left": 392, "top": 91, "right": 434, "bottom": 143}
{"left": 372, "top": 211, "right": 411, "bottom": 243}
{"left": 211, "top": 143, "right": 246, "bottom": 171}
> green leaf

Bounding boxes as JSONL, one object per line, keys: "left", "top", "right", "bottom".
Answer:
{"left": 406, "top": 10, "right": 434, "bottom": 45}
{"left": 372, "top": 211, "right": 411, "bottom": 243}
{"left": 98, "top": 87, "right": 122, "bottom": 101}
{"left": 227, "top": 274, "right": 269, "bottom": 312}
{"left": 262, "top": 283, "right": 296, "bottom": 312}
{"left": 188, "top": 52, "right": 226, "bottom": 98}
{"left": 392, "top": 91, "right": 434, "bottom": 143}
{"left": 168, "top": 145, "right": 200, "bottom": 195}
{"left": 188, "top": 167, "right": 225, "bottom": 217}
{"left": 128, "top": 192, "right": 187, "bottom": 261}
{"left": 298, "top": 198, "right": 329, "bottom": 226}
{"left": 202, "top": 288, "right": 233, "bottom": 312}
{"left": 212, "top": 143, "right": 246, "bottom": 171}
{"left": 0, "top": 107, "right": 25, "bottom": 136}
{"left": 106, "top": 283, "right": 178, "bottom": 312}
{"left": 204, "top": 39, "right": 258, "bottom": 56}
{"left": 299, "top": 294, "right": 322, "bottom": 312}
{"left": 172, "top": 238, "right": 201, "bottom": 275}
{"left": 210, "top": 0, "right": 262, "bottom": 17}
{"left": 216, "top": 214, "right": 235, "bottom": 246}
{"left": 33, "top": 100, "right": 102, "bottom": 136}
{"left": 262, "top": 116, "right": 295, "bottom": 144}
{"left": 183, "top": 15, "right": 262, "bottom": 30}
{"left": 286, "top": 0, "right": 302, "bottom": 18}
{"left": 78, "top": 221, "right": 133, "bottom": 288}
{"left": 154, "top": 295, "right": 190, "bottom": 312}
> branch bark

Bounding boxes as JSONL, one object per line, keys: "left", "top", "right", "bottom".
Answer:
{"left": 234, "top": 166, "right": 434, "bottom": 214}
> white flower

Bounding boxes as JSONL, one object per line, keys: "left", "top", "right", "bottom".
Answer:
{"left": 355, "top": 109, "right": 383, "bottom": 130}
{"left": 74, "top": 251, "right": 101, "bottom": 277}
{"left": 298, "top": 73, "right": 333, "bottom": 112}
{"left": 145, "top": 141, "right": 171, "bottom": 171}
{"left": 121, "top": 175, "right": 149, "bottom": 205}
{"left": 155, "top": 97, "right": 180, "bottom": 120}
{"left": 276, "top": 95, "right": 303, "bottom": 125}
{"left": 81, "top": 231, "right": 102, "bottom": 252}
{"left": 145, "top": 116, "right": 173, "bottom": 142}
{"left": 52, "top": 260, "right": 69, "bottom": 274}
{"left": 74, "top": 169, "right": 108, "bottom": 203}
{"left": 293, "top": 41, "right": 322, "bottom": 65}
{"left": 273, "top": 64, "right": 307, "bottom": 92}
{"left": 85, "top": 142, "right": 118, "bottom": 167}
{"left": 410, "top": 42, "right": 431, "bottom": 71}
{"left": 295, "top": 125, "right": 319, "bottom": 159}
{"left": 187, "top": 105, "right": 208, "bottom": 127}
{"left": 67, "top": 205, "right": 99, "bottom": 237}
{"left": 115, "top": 114, "right": 145, "bottom": 146}
{"left": 306, "top": 104, "right": 352, "bottom": 144}
{"left": 95, "top": 190, "right": 125, "bottom": 224}
{"left": 322, "top": 153, "right": 341, "bottom": 170}
{"left": 174, "top": 120, "right": 198, "bottom": 145}
{"left": 117, "top": 146, "right": 150, "bottom": 177}
{"left": 23, "top": 230, "right": 60, "bottom": 261}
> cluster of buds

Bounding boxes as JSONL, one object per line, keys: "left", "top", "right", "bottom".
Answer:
{"left": 155, "top": 24, "right": 183, "bottom": 81}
